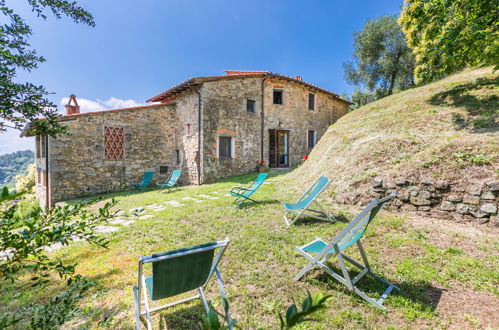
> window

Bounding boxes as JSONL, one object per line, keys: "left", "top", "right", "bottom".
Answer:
{"left": 104, "top": 126, "right": 124, "bottom": 160}
{"left": 247, "top": 99, "right": 256, "bottom": 113}
{"left": 308, "top": 93, "right": 315, "bottom": 110}
{"left": 186, "top": 124, "right": 192, "bottom": 136}
{"left": 307, "top": 130, "right": 316, "bottom": 148}
{"left": 273, "top": 90, "right": 283, "bottom": 105}
{"left": 219, "top": 136, "right": 232, "bottom": 159}
{"left": 159, "top": 166, "right": 169, "bottom": 174}
{"left": 175, "top": 149, "right": 181, "bottom": 164}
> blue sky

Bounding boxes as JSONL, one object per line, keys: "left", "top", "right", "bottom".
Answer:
{"left": 2, "top": 0, "right": 403, "bottom": 155}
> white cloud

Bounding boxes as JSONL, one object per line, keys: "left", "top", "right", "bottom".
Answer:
{"left": 59, "top": 96, "right": 144, "bottom": 114}
{"left": 0, "top": 129, "right": 34, "bottom": 156}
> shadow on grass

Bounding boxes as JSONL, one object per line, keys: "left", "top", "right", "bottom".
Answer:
{"left": 428, "top": 76, "right": 498, "bottom": 133}
{"left": 308, "top": 264, "right": 443, "bottom": 313}
{"left": 235, "top": 199, "right": 281, "bottom": 209}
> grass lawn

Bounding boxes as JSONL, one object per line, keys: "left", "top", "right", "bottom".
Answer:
{"left": 1, "top": 172, "right": 498, "bottom": 329}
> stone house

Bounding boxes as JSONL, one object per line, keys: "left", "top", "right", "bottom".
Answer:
{"left": 24, "top": 71, "right": 350, "bottom": 206}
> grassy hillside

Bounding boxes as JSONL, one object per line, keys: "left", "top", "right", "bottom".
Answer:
{"left": 0, "top": 150, "right": 34, "bottom": 187}
{"left": 289, "top": 67, "right": 498, "bottom": 200}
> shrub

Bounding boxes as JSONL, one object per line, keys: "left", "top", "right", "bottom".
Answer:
{"left": 1, "top": 186, "right": 8, "bottom": 198}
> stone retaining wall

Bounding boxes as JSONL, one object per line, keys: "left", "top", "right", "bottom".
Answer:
{"left": 369, "top": 178, "right": 498, "bottom": 225}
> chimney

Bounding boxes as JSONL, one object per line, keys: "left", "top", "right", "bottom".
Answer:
{"left": 65, "top": 94, "right": 80, "bottom": 115}
{"left": 294, "top": 76, "right": 302, "bottom": 81}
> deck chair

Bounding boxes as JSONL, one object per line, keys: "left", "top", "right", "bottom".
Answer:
{"left": 294, "top": 193, "right": 398, "bottom": 310}
{"left": 156, "top": 169, "right": 182, "bottom": 192}
{"left": 130, "top": 172, "right": 154, "bottom": 192}
{"left": 283, "top": 175, "right": 335, "bottom": 226}
{"left": 133, "top": 239, "right": 232, "bottom": 330}
{"left": 230, "top": 173, "right": 268, "bottom": 207}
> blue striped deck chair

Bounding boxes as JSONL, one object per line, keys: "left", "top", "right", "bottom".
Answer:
{"left": 283, "top": 175, "right": 335, "bottom": 226}
{"left": 294, "top": 193, "right": 398, "bottom": 310}
{"left": 230, "top": 173, "right": 268, "bottom": 207}
{"left": 130, "top": 172, "right": 154, "bottom": 192}
{"left": 133, "top": 239, "right": 232, "bottom": 330}
{"left": 156, "top": 169, "right": 182, "bottom": 192}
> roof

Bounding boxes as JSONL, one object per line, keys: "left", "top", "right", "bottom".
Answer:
{"left": 147, "top": 71, "right": 351, "bottom": 104}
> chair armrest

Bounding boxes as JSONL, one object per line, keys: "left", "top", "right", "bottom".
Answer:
{"left": 230, "top": 186, "right": 250, "bottom": 194}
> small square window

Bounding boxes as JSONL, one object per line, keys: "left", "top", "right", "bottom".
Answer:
{"left": 308, "top": 130, "right": 316, "bottom": 148}
{"left": 247, "top": 99, "right": 256, "bottom": 113}
{"left": 273, "top": 90, "right": 283, "bottom": 105}
{"left": 308, "top": 93, "right": 315, "bottom": 110}
{"left": 219, "top": 136, "right": 232, "bottom": 159}
{"left": 159, "top": 166, "right": 169, "bottom": 174}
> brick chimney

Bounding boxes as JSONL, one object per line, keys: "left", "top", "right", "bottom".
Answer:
{"left": 65, "top": 94, "right": 80, "bottom": 115}
{"left": 294, "top": 76, "right": 302, "bottom": 81}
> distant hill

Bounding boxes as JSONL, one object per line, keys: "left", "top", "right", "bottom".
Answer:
{"left": 0, "top": 150, "right": 35, "bottom": 186}
{"left": 288, "top": 67, "right": 498, "bottom": 202}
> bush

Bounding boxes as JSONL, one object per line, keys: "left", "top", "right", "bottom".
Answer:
{"left": 15, "top": 163, "right": 36, "bottom": 195}
{"left": 1, "top": 186, "right": 8, "bottom": 198}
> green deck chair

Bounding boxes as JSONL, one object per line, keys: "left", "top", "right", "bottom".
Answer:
{"left": 130, "top": 172, "right": 154, "bottom": 192}
{"left": 230, "top": 173, "right": 268, "bottom": 207}
{"left": 294, "top": 193, "right": 398, "bottom": 310}
{"left": 283, "top": 175, "right": 335, "bottom": 226}
{"left": 156, "top": 169, "right": 182, "bottom": 192}
{"left": 133, "top": 239, "right": 232, "bottom": 330}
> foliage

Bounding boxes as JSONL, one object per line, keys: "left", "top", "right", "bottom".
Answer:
{"left": 399, "top": 0, "right": 499, "bottom": 83}
{"left": 349, "top": 87, "right": 387, "bottom": 110}
{"left": 199, "top": 292, "right": 331, "bottom": 330}
{"left": 452, "top": 152, "right": 492, "bottom": 166}
{"left": 277, "top": 291, "right": 332, "bottom": 329}
{"left": 0, "top": 198, "right": 117, "bottom": 285}
{"left": 0, "top": 150, "right": 34, "bottom": 186}
{"left": 0, "top": 0, "right": 94, "bottom": 136}
{"left": 199, "top": 299, "right": 238, "bottom": 330}
{"left": 15, "top": 162, "right": 36, "bottom": 194}
{"left": 12, "top": 197, "right": 39, "bottom": 224}
{"left": 344, "top": 15, "right": 415, "bottom": 100}
{"left": 1, "top": 186, "right": 8, "bottom": 197}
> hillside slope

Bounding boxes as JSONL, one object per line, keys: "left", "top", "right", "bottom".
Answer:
{"left": 289, "top": 67, "right": 498, "bottom": 204}
{"left": 0, "top": 150, "right": 34, "bottom": 187}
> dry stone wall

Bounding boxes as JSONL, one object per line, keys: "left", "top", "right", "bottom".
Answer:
{"left": 366, "top": 177, "right": 499, "bottom": 225}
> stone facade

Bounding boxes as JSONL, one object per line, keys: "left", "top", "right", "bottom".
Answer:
{"left": 30, "top": 71, "right": 350, "bottom": 205}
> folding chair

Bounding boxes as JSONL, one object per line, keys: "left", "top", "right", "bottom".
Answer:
{"left": 156, "top": 169, "right": 182, "bottom": 192}
{"left": 283, "top": 175, "right": 335, "bottom": 226}
{"left": 294, "top": 193, "right": 398, "bottom": 310}
{"left": 130, "top": 172, "right": 154, "bottom": 192}
{"left": 133, "top": 239, "right": 232, "bottom": 329}
{"left": 230, "top": 173, "right": 268, "bottom": 207}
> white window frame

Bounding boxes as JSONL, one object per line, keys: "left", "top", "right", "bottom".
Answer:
{"left": 217, "top": 136, "right": 235, "bottom": 159}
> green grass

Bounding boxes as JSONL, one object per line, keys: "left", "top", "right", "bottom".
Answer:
{"left": 1, "top": 173, "right": 498, "bottom": 328}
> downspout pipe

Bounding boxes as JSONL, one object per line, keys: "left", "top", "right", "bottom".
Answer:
{"left": 45, "top": 135, "right": 50, "bottom": 208}
{"left": 260, "top": 73, "right": 269, "bottom": 161}
{"left": 188, "top": 83, "right": 202, "bottom": 185}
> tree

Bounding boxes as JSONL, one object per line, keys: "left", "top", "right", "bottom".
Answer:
{"left": 343, "top": 15, "right": 415, "bottom": 99}
{"left": 0, "top": 0, "right": 94, "bottom": 137}
{"left": 399, "top": 0, "right": 499, "bottom": 83}
{"left": 1, "top": 186, "right": 8, "bottom": 197}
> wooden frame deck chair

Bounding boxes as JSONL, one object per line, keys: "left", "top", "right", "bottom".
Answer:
{"left": 230, "top": 173, "right": 268, "bottom": 207}
{"left": 130, "top": 172, "right": 154, "bottom": 192}
{"left": 133, "top": 239, "right": 232, "bottom": 330}
{"left": 156, "top": 169, "right": 182, "bottom": 192}
{"left": 283, "top": 175, "right": 335, "bottom": 226}
{"left": 294, "top": 193, "right": 398, "bottom": 310}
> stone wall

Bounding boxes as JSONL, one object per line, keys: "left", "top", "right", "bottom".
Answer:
{"left": 367, "top": 177, "right": 498, "bottom": 225}
{"left": 43, "top": 104, "right": 188, "bottom": 204}
{"left": 263, "top": 77, "right": 349, "bottom": 167}
{"left": 201, "top": 77, "right": 263, "bottom": 182}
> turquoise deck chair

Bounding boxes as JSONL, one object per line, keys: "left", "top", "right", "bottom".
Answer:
{"left": 130, "top": 172, "right": 154, "bottom": 192}
{"left": 133, "top": 239, "right": 232, "bottom": 330}
{"left": 156, "top": 169, "right": 182, "bottom": 192}
{"left": 230, "top": 173, "right": 268, "bottom": 207}
{"left": 294, "top": 193, "right": 398, "bottom": 310}
{"left": 283, "top": 175, "right": 335, "bottom": 226}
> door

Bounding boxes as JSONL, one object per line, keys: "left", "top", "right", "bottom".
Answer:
{"left": 269, "top": 129, "right": 289, "bottom": 167}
